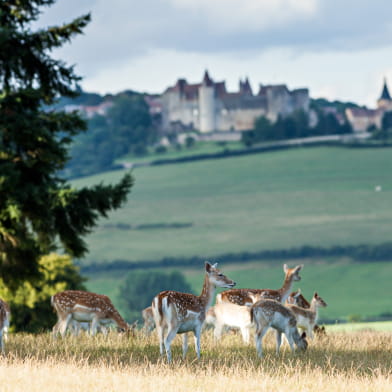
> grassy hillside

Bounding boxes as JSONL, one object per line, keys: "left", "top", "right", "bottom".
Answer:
{"left": 74, "top": 146, "right": 392, "bottom": 320}
{"left": 73, "top": 146, "right": 392, "bottom": 264}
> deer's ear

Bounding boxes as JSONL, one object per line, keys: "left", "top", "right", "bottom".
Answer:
{"left": 205, "top": 261, "right": 212, "bottom": 272}
{"left": 283, "top": 264, "right": 288, "bottom": 272}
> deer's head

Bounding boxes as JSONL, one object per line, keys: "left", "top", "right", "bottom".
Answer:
{"left": 205, "top": 262, "right": 236, "bottom": 289}
{"left": 284, "top": 264, "right": 303, "bottom": 282}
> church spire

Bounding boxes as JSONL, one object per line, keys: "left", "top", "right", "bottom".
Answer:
{"left": 379, "top": 78, "right": 391, "bottom": 101}
{"left": 202, "top": 69, "right": 213, "bottom": 87}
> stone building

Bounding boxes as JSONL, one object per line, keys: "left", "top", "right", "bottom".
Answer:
{"left": 161, "top": 71, "right": 310, "bottom": 133}
{"left": 345, "top": 78, "right": 392, "bottom": 132}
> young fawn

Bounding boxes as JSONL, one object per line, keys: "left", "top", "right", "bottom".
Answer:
{"left": 217, "top": 264, "right": 303, "bottom": 305}
{"left": 287, "top": 290, "right": 326, "bottom": 336}
{"left": 250, "top": 299, "right": 308, "bottom": 358}
{"left": 152, "top": 262, "right": 235, "bottom": 363}
{"left": 286, "top": 292, "right": 327, "bottom": 339}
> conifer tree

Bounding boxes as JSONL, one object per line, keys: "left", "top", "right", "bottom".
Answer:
{"left": 0, "top": 0, "right": 133, "bottom": 287}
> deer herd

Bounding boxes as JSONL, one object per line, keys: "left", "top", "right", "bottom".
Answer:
{"left": 0, "top": 262, "right": 327, "bottom": 362}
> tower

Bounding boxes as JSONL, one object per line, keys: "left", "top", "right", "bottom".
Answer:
{"left": 377, "top": 78, "right": 392, "bottom": 111}
{"left": 198, "top": 70, "right": 216, "bottom": 133}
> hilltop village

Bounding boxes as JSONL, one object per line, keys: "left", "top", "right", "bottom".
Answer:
{"left": 65, "top": 71, "right": 392, "bottom": 136}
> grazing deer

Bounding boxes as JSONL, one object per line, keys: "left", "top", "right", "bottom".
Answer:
{"left": 142, "top": 306, "right": 155, "bottom": 333}
{"left": 152, "top": 262, "right": 236, "bottom": 362}
{"left": 0, "top": 299, "right": 10, "bottom": 354}
{"left": 286, "top": 292, "right": 327, "bottom": 339}
{"left": 216, "top": 264, "right": 303, "bottom": 305}
{"left": 250, "top": 299, "right": 308, "bottom": 358}
{"left": 207, "top": 301, "right": 254, "bottom": 344}
{"left": 51, "top": 290, "right": 130, "bottom": 338}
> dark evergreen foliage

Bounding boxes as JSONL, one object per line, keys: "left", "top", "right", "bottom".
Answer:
{"left": 0, "top": 0, "right": 133, "bottom": 287}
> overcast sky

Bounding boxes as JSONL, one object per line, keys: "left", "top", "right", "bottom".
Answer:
{"left": 37, "top": 0, "right": 392, "bottom": 107}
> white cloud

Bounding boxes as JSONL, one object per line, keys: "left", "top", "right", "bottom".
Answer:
{"left": 168, "top": 0, "right": 318, "bottom": 32}
{"left": 33, "top": 0, "right": 392, "bottom": 105}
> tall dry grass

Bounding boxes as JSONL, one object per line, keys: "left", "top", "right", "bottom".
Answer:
{"left": 0, "top": 329, "right": 391, "bottom": 392}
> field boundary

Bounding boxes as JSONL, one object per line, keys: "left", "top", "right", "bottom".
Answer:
{"left": 79, "top": 242, "right": 392, "bottom": 274}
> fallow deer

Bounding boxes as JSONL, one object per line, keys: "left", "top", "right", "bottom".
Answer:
{"left": 287, "top": 289, "right": 326, "bottom": 336}
{"left": 286, "top": 292, "right": 327, "bottom": 339}
{"left": 151, "top": 262, "right": 235, "bottom": 362}
{"left": 216, "top": 264, "right": 303, "bottom": 305}
{"left": 51, "top": 290, "right": 130, "bottom": 338}
{"left": 250, "top": 299, "right": 308, "bottom": 358}
{"left": 287, "top": 289, "right": 310, "bottom": 308}
{"left": 207, "top": 301, "right": 254, "bottom": 344}
{"left": 0, "top": 299, "right": 10, "bottom": 354}
{"left": 142, "top": 306, "right": 155, "bottom": 333}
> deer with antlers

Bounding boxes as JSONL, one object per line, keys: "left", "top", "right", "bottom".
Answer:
{"left": 152, "top": 262, "right": 236, "bottom": 362}
{"left": 51, "top": 290, "right": 130, "bottom": 338}
{"left": 216, "top": 264, "right": 303, "bottom": 306}
{"left": 251, "top": 299, "right": 308, "bottom": 358}
{"left": 286, "top": 292, "right": 327, "bottom": 339}
{"left": 0, "top": 299, "right": 10, "bottom": 354}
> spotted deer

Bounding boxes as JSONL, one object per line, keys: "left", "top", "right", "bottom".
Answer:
{"left": 287, "top": 289, "right": 310, "bottom": 308}
{"left": 152, "top": 262, "right": 236, "bottom": 362}
{"left": 286, "top": 292, "right": 327, "bottom": 339}
{"left": 142, "top": 306, "right": 155, "bottom": 333}
{"left": 250, "top": 299, "right": 308, "bottom": 358}
{"left": 287, "top": 289, "right": 326, "bottom": 336}
{"left": 206, "top": 301, "right": 254, "bottom": 344}
{"left": 51, "top": 290, "right": 130, "bottom": 338}
{"left": 0, "top": 299, "right": 10, "bottom": 354}
{"left": 216, "top": 264, "right": 303, "bottom": 306}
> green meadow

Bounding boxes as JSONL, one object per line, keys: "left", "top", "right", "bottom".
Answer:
{"left": 71, "top": 145, "right": 392, "bottom": 321}
{"left": 74, "top": 146, "right": 392, "bottom": 264}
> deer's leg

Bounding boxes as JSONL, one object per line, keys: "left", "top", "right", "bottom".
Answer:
{"left": 307, "top": 325, "right": 314, "bottom": 339}
{"left": 155, "top": 323, "right": 165, "bottom": 356}
{"left": 71, "top": 320, "right": 80, "bottom": 336}
{"left": 52, "top": 319, "right": 60, "bottom": 338}
{"left": 275, "top": 330, "right": 282, "bottom": 355}
{"left": 164, "top": 325, "right": 178, "bottom": 363}
{"left": 193, "top": 325, "right": 202, "bottom": 359}
{"left": 59, "top": 314, "right": 72, "bottom": 338}
{"left": 255, "top": 325, "right": 269, "bottom": 358}
{"left": 0, "top": 331, "right": 3, "bottom": 354}
{"left": 90, "top": 317, "right": 100, "bottom": 336}
{"left": 213, "top": 322, "right": 223, "bottom": 340}
{"left": 241, "top": 326, "right": 250, "bottom": 344}
{"left": 285, "top": 328, "right": 295, "bottom": 353}
{"left": 182, "top": 333, "right": 188, "bottom": 359}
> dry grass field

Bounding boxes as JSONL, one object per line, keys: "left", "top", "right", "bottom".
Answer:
{"left": 1, "top": 329, "right": 391, "bottom": 392}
